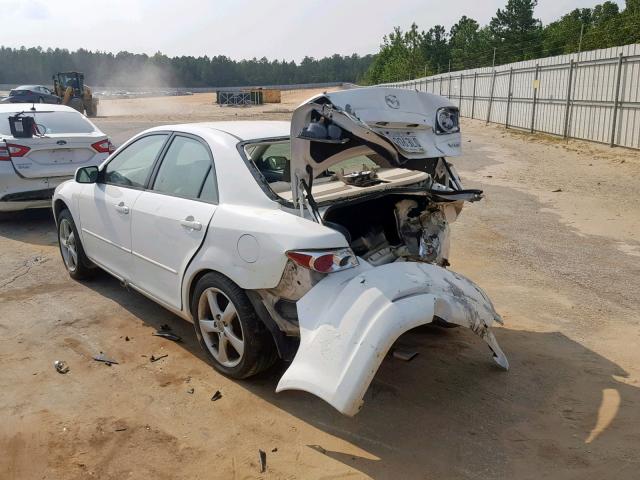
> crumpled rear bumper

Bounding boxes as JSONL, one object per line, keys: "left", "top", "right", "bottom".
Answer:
{"left": 276, "top": 261, "right": 508, "bottom": 416}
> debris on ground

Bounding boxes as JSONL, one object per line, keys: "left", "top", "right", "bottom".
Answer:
{"left": 125, "top": 336, "right": 130, "bottom": 342}
{"left": 93, "top": 352, "right": 119, "bottom": 366}
{"left": 187, "top": 388, "right": 194, "bottom": 394}
{"left": 259, "top": 449, "right": 267, "bottom": 473}
{"left": 152, "top": 331, "right": 182, "bottom": 342}
{"left": 149, "top": 354, "right": 168, "bottom": 363}
{"left": 54, "top": 360, "right": 70, "bottom": 374}
{"left": 115, "top": 427, "right": 127, "bottom": 432}
{"left": 271, "top": 447, "right": 278, "bottom": 453}
{"left": 392, "top": 348, "right": 419, "bottom": 361}
{"left": 552, "top": 188, "right": 563, "bottom": 192}
{"left": 210, "top": 390, "right": 222, "bottom": 402}
{"left": 308, "top": 445, "right": 327, "bottom": 455}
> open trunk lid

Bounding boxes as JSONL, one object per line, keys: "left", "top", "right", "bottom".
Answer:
{"left": 290, "top": 87, "right": 462, "bottom": 205}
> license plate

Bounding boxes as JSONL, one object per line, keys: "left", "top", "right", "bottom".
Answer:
{"left": 51, "top": 149, "right": 72, "bottom": 164}
{"left": 388, "top": 133, "right": 424, "bottom": 153}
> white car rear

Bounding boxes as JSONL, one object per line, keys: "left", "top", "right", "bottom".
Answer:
{"left": 0, "top": 104, "right": 112, "bottom": 211}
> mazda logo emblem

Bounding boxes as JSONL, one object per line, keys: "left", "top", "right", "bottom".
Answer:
{"left": 385, "top": 94, "right": 400, "bottom": 109}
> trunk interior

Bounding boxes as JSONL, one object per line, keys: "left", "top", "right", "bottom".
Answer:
{"left": 323, "top": 193, "right": 449, "bottom": 267}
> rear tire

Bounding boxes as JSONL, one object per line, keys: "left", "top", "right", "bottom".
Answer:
{"left": 191, "top": 273, "right": 277, "bottom": 379}
{"left": 57, "top": 209, "right": 94, "bottom": 280}
{"left": 87, "top": 101, "right": 98, "bottom": 117}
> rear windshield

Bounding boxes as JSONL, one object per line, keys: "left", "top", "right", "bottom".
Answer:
{"left": 0, "top": 111, "right": 96, "bottom": 136}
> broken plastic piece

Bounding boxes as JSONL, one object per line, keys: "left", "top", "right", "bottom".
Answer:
{"left": 93, "top": 352, "right": 118, "bottom": 366}
{"left": 187, "top": 388, "right": 195, "bottom": 394}
{"left": 211, "top": 390, "right": 222, "bottom": 401}
{"left": 54, "top": 360, "right": 69, "bottom": 374}
{"left": 392, "top": 348, "right": 419, "bottom": 362}
{"left": 153, "top": 331, "right": 182, "bottom": 342}
{"left": 150, "top": 354, "right": 168, "bottom": 363}
{"left": 259, "top": 449, "right": 267, "bottom": 473}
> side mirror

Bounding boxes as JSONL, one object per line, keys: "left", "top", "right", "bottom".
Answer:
{"left": 75, "top": 166, "right": 99, "bottom": 184}
{"left": 266, "top": 155, "right": 288, "bottom": 171}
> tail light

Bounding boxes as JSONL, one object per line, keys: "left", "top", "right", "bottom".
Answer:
{"left": 5, "top": 143, "right": 30, "bottom": 157}
{"left": 286, "top": 248, "right": 358, "bottom": 273}
{"left": 92, "top": 139, "right": 115, "bottom": 154}
{"left": 0, "top": 143, "right": 10, "bottom": 161}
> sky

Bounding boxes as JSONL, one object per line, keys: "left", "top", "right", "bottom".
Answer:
{"left": 0, "top": 0, "right": 627, "bottom": 61}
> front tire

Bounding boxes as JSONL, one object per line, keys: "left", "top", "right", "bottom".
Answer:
{"left": 192, "top": 273, "right": 276, "bottom": 379}
{"left": 57, "top": 209, "right": 93, "bottom": 280}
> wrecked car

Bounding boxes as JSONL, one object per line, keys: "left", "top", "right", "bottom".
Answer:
{"left": 53, "top": 87, "right": 508, "bottom": 416}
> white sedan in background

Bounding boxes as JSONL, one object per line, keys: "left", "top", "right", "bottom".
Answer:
{"left": 53, "top": 87, "right": 508, "bottom": 416}
{"left": 0, "top": 104, "right": 113, "bottom": 211}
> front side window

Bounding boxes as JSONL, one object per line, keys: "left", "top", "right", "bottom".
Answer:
{"left": 152, "top": 136, "right": 214, "bottom": 200}
{"left": 104, "top": 134, "right": 168, "bottom": 188}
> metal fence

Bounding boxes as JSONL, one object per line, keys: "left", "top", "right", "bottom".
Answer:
{"left": 385, "top": 44, "right": 640, "bottom": 150}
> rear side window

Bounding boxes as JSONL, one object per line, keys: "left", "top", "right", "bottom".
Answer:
{"left": 152, "top": 136, "right": 215, "bottom": 201}
{"left": 104, "top": 134, "right": 168, "bottom": 188}
{"left": 0, "top": 111, "right": 96, "bottom": 136}
{"left": 199, "top": 168, "right": 218, "bottom": 202}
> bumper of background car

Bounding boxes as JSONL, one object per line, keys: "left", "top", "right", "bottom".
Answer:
{"left": 276, "top": 261, "right": 508, "bottom": 416}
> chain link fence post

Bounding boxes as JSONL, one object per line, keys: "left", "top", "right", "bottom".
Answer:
{"left": 530, "top": 64, "right": 540, "bottom": 133}
{"left": 610, "top": 52, "right": 624, "bottom": 147}
{"left": 471, "top": 72, "right": 477, "bottom": 119}
{"left": 486, "top": 70, "right": 497, "bottom": 124}
{"left": 505, "top": 67, "right": 513, "bottom": 128}
{"left": 563, "top": 59, "right": 575, "bottom": 139}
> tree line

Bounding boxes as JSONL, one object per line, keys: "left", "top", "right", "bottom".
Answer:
{"left": 0, "top": 48, "right": 374, "bottom": 88}
{"left": 364, "top": 0, "right": 640, "bottom": 84}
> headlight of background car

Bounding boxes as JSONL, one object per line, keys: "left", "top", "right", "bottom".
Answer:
{"left": 435, "top": 107, "right": 460, "bottom": 135}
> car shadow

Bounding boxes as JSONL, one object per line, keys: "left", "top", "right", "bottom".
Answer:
{"left": 0, "top": 209, "right": 57, "bottom": 247}
{"left": 82, "top": 273, "right": 640, "bottom": 479}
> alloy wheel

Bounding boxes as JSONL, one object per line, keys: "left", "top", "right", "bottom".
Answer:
{"left": 197, "top": 287, "right": 245, "bottom": 367}
{"left": 59, "top": 218, "right": 78, "bottom": 273}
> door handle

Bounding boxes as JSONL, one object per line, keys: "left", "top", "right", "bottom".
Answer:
{"left": 180, "top": 216, "right": 202, "bottom": 231}
{"left": 114, "top": 202, "right": 129, "bottom": 214}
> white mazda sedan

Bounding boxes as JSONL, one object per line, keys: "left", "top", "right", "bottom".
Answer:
{"left": 53, "top": 87, "right": 508, "bottom": 416}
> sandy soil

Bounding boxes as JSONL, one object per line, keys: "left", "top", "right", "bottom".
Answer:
{"left": 1, "top": 90, "right": 639, "bottom": 479}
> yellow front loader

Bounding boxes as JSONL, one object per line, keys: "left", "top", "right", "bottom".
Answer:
{"left": 52, "top": 72, "right": 99, "bottom": 117}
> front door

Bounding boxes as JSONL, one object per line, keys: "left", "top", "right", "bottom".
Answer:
{"left": 78, "top": 133, "right": 169, "bottom": 280}
{"left": 130, "top": 135, "right": 218, "bottom": 309}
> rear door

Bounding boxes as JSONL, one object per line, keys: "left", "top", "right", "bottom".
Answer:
{"left": 130, "top": 134, "right": 218, "bottom": 309}
{"left": 5, "top": 110, "right": 108, "bottom": 179}
{"left": 78, "top": 133, "right": 169, "bottom": 280}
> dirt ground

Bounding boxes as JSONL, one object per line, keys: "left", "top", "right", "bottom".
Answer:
{"left": 1, "top": 90, "right": 639, "bottom": 480}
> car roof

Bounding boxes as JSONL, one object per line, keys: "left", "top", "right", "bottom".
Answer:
{"left": 0, "top": 103, "right": 81, "bottom": 114}
{"left": 14, "top": 85, "right": 43, "bottom": 90}
{"left": 145, "top": 121, "right": 290, "bottom": 141}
